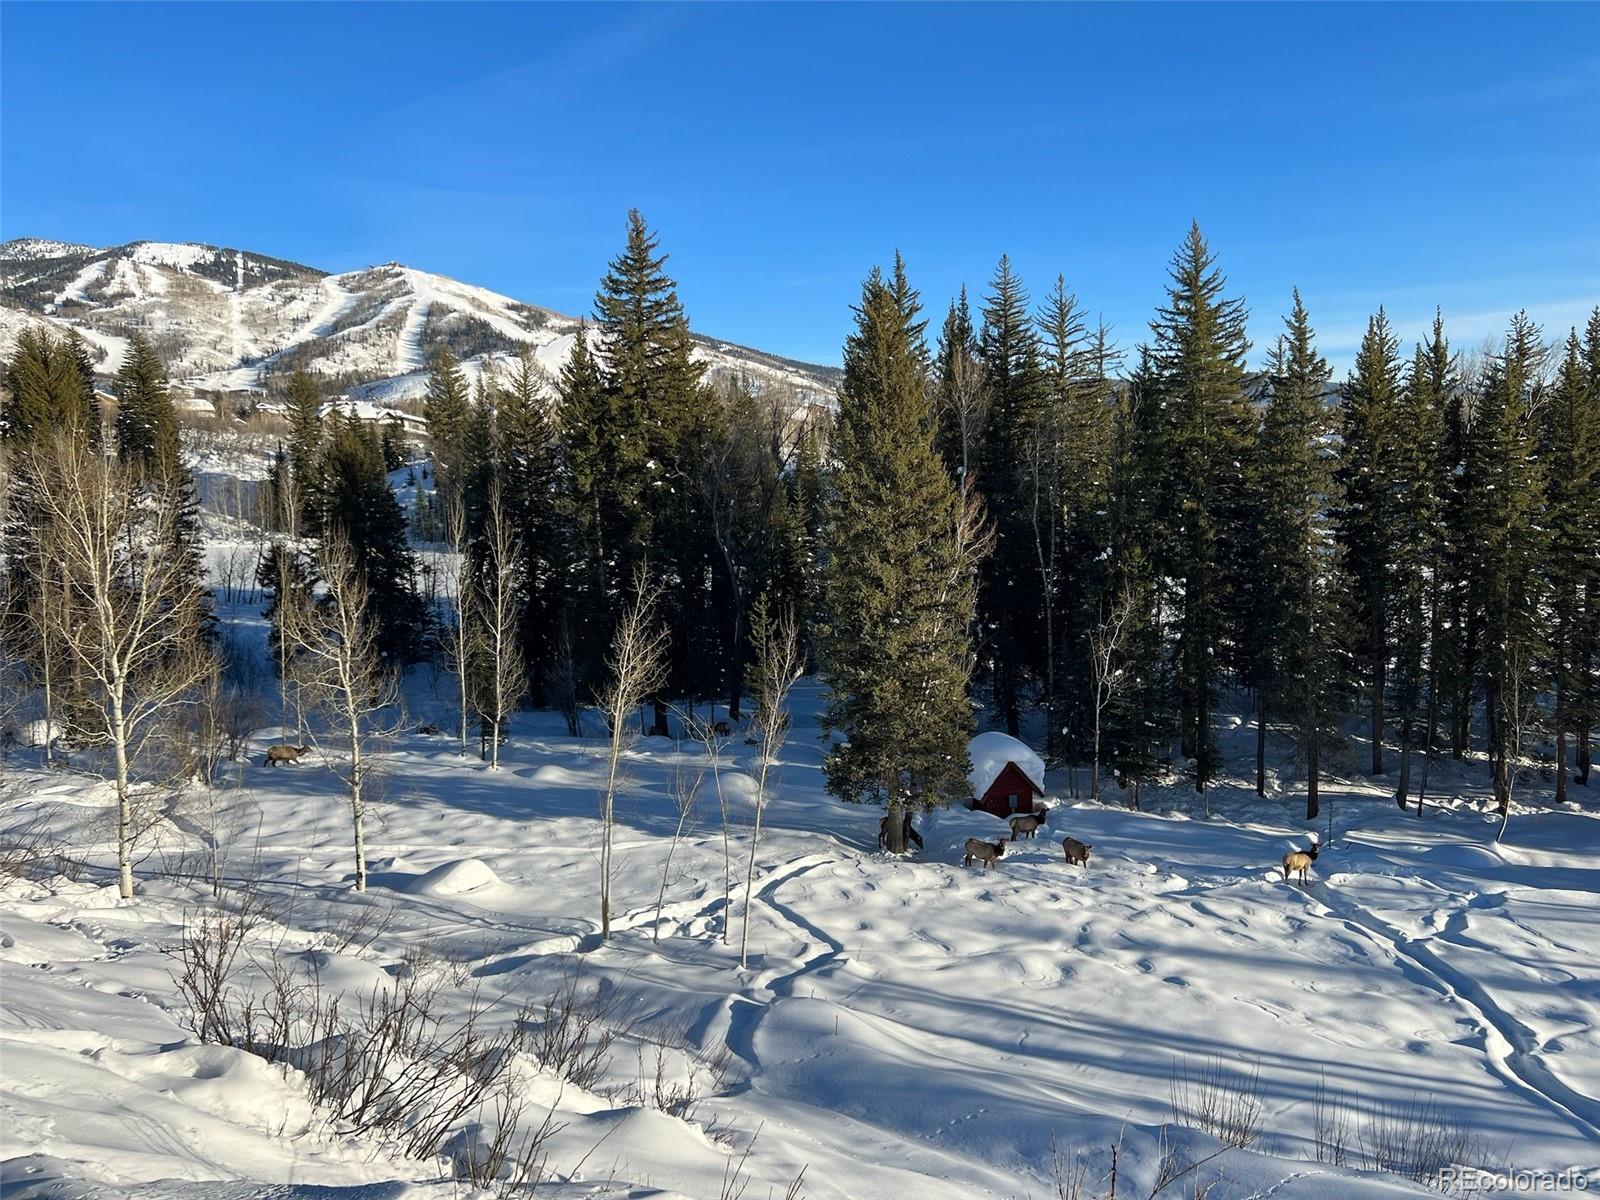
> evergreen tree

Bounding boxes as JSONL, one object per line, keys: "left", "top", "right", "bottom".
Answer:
{"left": 593, "top": 210, "right": 711, "bottom": 731}
{"left": 978, "top": 255, "right": 1046, "bottom": 737}
{"left": 497, "top": 348, "right": 562, "bottom": 698}
{"left": 283, "top": 369, "right": 323, "bottom": 516}
{"left": 318, "top": 412, "right": 424, "bottom": 663}
{"left": 2, "top": 327, "right": 98, "bottom": 447}
{"left": 557, "top": 320, "right": 636, "bottom": 685}
{"left": 1462, "top": 312, "right": 1548, "bottom": 812}
{"left": 1104, "top": 349, "right": 1172, "bottom": 804}
{"left": 1392, "top": 314, "right": 1452, "bottom": 807}
{"left": 424, "top": 344, "right": 473, "bottom": 520}
{"left": 1335, "top": 309, "right": 1405, "bottom": 776}
{"left": 1540, "top": 329, "right": 1599, "bottom": 803}
{"left": 821, "top": 256, "right": 988, "bottom": 850}
{"left": 114, "top": 331, "right": 181, "bottom": 477}
{"left": 1576, "top": 308, "right": 1600, "bottom": 785}
{"left": 1254, "top": 291, "right": 1345, "bottom": 817}
{"left": 1148, "top": 224, "right": 1253, "bottom": 791}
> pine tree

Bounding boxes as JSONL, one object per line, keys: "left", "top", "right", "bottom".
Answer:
{"left": 318, "top": 412, "right": 424, "bottom": 663}
{"left": 1462, "top": 312, "right": 1548, "bottom": 813}
{"left": 1149, "top": 223, "right": 1253, "bottom": 792}
{"left": 978, "top": 255, "right": 1046, "bottom": 737}
{"left": 1255, "top": 291, "right": 1345, "bottom": 818}
{"left": 114, "top": 331, "right": 181, "bottom": 477}
{"left": 1104, "top": 349, "right": 1172, "bottom": 804}
{"left": 424, "top": 344, "right": 473, "bottom": 520}
{"left": 284, "top": 369, "right": 323, "bottom": 515}
{"left": 1335, "top": 309, "right": 1405, "bottom": 776}
{"left": 1, "top": 327, "right": 97, "bottom": 447}
{"left": 821, "top": 256, "right": 989, "bottom": 850}
{"left": 1540, "top": 329, "right": 1599, "bottom": 803}
{"left": 1393, "top": 315, "right": 1452, "bottom": 808}
{"left": 593, "top": 210, "right": 711, "bottom": 731}
{"left": 496, "top": 347, "right": 562, "bottom": 698}
{"left": 1576, "top": 308, "right": 1600, "bottom": 785}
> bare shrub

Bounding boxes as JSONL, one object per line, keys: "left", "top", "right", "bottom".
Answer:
{"left": 1357, "top": 1093, "right": 1477, "bottom": 1185}
{"left": 450, "top": 1086, "right": 562, "bottom": 1196}
{"left": 519, "top": 962, "right": 639, "bottom": 1091}
{"left": 1169, "top": 1055, "right": 1263, "bottom": 1149}
{"left": 1312, "top": 1071, "right": 1352, "bottom": 1165}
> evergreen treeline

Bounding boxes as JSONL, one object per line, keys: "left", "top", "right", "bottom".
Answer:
{"left": 5, "top": 215, "right": 1599, "bottom": 834}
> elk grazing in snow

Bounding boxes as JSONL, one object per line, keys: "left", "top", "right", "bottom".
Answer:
{"left": 1062, "top": 837, "right": 1093, "bottom": 868}
{"left": 1008, "top": 810, "right": 1048, "bottom": 839}
{"left": 1282, "top": 841, "right": 1320, "bottom": 886}
{"left": 963, "top": 837, "right": 1006, "bottom": 870}
{"left": 262, "top": 744, "right": 310, "bottom": 767}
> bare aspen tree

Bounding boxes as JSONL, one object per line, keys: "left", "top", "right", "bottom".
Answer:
{"left": 596, "top": 571, "right": 667, "bottom": 941}
{"left": 653, "top": 747, "right": 703, "bottom": 943}
{"left": 442, "top": 498, "right": 474, "bottom": 757}
{"left": 740, "top": 597, "right": 802, "bottom": 969}
{"left": 1089, "top": 587, "right": 1135, "bottom": 803}
{"left": 940, "top": 350, "right": 989, "bottom": 499}
{"left": 476, "top": 484, "right": 525, "bottom": 769}
{"left": 264, "top": 480, "right": 309, "bottom": 743}
{"left": 286, "top": 534, "right": 398, "bottom": 893}
{"left": 25, "top": 437, "right": 210, "bottom": 899}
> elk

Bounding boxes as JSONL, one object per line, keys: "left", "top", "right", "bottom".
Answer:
{"left": 1062, "top": 836, "right": 1092, "bottom": 868}
{"left": 1282, "top": 841, "right": 1320, "bottom": 886}
{"left": 1009, "top": 809, "right": 1048, "bottom": 839}
{"left": 963, "top": 836, "right": 1006, "bottom": 870}
{"left": 712, "top": 720, "right": 732, "bottom": 736}
{"left": 263, "top": 743, "right": 310, "bottom": 767}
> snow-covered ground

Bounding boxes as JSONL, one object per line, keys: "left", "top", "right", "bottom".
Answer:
{"left": 4, "top": 639, "right": 1597, "bottom": 1199}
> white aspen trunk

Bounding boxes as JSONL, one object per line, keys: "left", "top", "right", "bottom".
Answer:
{"left": 110, "top": 688, "right": 134, "bottom": 899}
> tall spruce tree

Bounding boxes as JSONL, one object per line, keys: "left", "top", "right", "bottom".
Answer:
{"left": 1335, "top": 309, "right": 1406, "bottom": 776}
{"left": 424, "top": 345, "right": 473, "bottom": 523}
{"left": 821, "top": 257, "right": 988, "bottom": 851}
{"left": 1149, "top": 224, "right": 1253, "bottom": 792}
{"left": 114, "top": 331, "right": 181, "bottom": 477}
{"left": 1576, "top": 308, "right": 1600, "bottom": 785}
{"left": 557, "top": 321, "right": 636, "bottom": 686}
{"left": 1392, "top": 316, "right": 1451, "bottom": 808}
{"left": 1255, "top": 292, "right": 1345, "bottom": 817}
{"left": 318, "top": 412, "right": 424, "bottom": 663}
{"left": 593, "top": 210, "right": 710, "bottom": 732}
{"left": 1462, "top": 312, "right": 1548, "bottom": 813}
{"left": 284, "top": 369, "right": 323, "bottom": 516}
{"left": 1540, "top": 329, "right": 1598, "bottom": 803}
{"left": 497, "top": 348, "right": 562, "bottom": 698}
{"left": 978, "top": 256, "right": 1046, "bottom": 737}
{"left": 1104, "top": 348, "right": 1172, "bottom": 806}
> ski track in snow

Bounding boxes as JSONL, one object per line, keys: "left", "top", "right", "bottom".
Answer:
{"left": 1317, "top": 882, "right": 1600, "bottom": 1144}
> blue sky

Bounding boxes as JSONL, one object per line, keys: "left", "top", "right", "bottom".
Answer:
{"left": 2, "top": 2, "right": 1596, "bottom": 370}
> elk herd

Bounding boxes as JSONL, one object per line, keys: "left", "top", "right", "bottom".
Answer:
{"left": 955, "top": 808, "right": 1096, "bottom": 874}
{"left": 946, "top": 806, "right": 1320, "bottom": 888}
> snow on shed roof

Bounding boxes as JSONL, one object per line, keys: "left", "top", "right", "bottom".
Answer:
{"left": 967, "top": 732, "right": 1045, "bottom": 798}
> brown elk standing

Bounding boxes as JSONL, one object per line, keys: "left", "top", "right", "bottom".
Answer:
{"left": 1062, "top": 837, "right": 1092, "bottom": 868}
{"left": 1008, "top": 809, "right": 1049, "bottom": 839}
{"left": 963, "top": 836, "right": 1006, "bottom": 870}
{"left": 263, "top": 744, "right": 310, "bottom": 767}
{"left": 1281, "top": 841, "right": 1320, "bottom": 886}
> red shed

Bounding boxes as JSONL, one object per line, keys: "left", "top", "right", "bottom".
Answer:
{"left": 967, "top": 731, "right": 1047, "bottom": 819}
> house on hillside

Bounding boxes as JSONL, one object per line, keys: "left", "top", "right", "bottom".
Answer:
{"left": 967, "top": 731, "right": 1047, "bottom": 819}
{"left": 319, "top": 397, "right": 428, "bottom": 437}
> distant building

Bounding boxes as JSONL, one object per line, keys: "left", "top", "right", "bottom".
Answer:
{"left": 318, "top": 396, "right": 428, "bottom": 437}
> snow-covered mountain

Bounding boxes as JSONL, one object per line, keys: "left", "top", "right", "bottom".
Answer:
{"left": 0, "top": 238, "right": 841, "bottom": 407}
